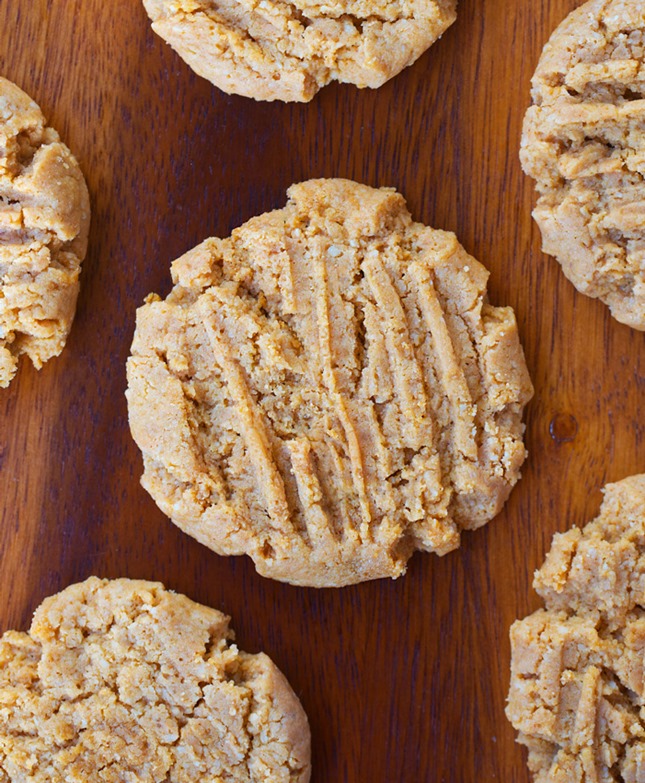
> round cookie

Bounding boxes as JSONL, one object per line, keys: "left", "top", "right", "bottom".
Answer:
{"left": 142, "top": 0, "right": 456, "bottom": 102}
{"left": 0, "top": 78, "right": 90, "bottom": 388}
{"left": 507, "top": 474, "right": 645, "bottom": 782}
{"left": 0, "top": 577, "right": 311, "bottom": 783}
{"left": 521, "top": 0, "right": 645, "bottom": 330}
{"left": 126, "top": 179, "right": 533, "bottom": 587}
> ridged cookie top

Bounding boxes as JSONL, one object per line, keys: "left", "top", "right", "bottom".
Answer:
{"left": 507, "top": 475, "right": 645, "bottom": 782}
{"left": 127, "top": 179, "right": 533, "bottom": 587}
{"left": 0, "top": 578, "right": 310, "bottom": 783}
{"left": 0, "top": 78, "right": 90, "bottom": 387}
{"left": 521, "top": 0, "right": 645, "bottom": 329}
{"left": 142, "top": 0, "right": 456, "bottom": 102}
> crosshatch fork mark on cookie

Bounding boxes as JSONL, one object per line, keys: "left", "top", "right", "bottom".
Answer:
{"left": 126, "top": 179, "right": 533, "bottom": 587}
{"left": 507, "top": 475, "right": 645, "bottom": 782}
{"left": 0, "top": 77, "right": 90, "bottom": 387}
{"left": 521, "top": 0, "right": 645, "bottom": 330}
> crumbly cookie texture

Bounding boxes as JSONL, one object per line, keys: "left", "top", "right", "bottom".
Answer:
{"left": 0, "top": 577, "right": 311, "bottom": 783}
{"left": 521, "top": 0, "right": 645, "bottom": 330}
{"left": 0, "top": 78, "right": 90, "bottom": 388}
{"left": 142, "top": 0, "right": 456, "bottom": 102}
{"left": 126, "top": 179, "right": 533, "bottom": 587}
{"left": 507, "top": 474, "right": 645, "bottom": 783}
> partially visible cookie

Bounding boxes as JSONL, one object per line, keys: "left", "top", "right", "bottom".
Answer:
{"left": 0, "top": 577, "right": 311, "bottom": 783}
{"left": 521, "top": 0, "right": 645, "bottom": 330}
{"left": 0, "top": 78, "right": 90, "bottom": 388}
{"left": 142, "top": 0, "right": 456, "bottom": 102}
{"left": 507, "top": 474, "right": 645, "bottom": 782}
{"left": 126, "top": 178, "right": 533, "bottom": 587}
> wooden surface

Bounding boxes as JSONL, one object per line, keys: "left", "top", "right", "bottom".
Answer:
{"left": 0, "top": 1, "right": 643, "bottom": 780}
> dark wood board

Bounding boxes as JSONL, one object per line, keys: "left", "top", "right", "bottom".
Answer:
{"left": 0, "top": 0, "right": 643, "bottom": 780}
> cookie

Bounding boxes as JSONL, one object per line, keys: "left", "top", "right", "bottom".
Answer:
{"left": 0, "top": 78, "right": 90, "bottom": 388}
{"left": 0, "top": 577, "right": 311, "bottom": 783}
{"left": 142, "top": 0, "right": 456, "bottom": 102}
{"left": 521, "top": 0, "right": 645, "bottom": 330}
{"left": 126, "top": 179, "right": 533, "bottom": 587}
{"left": 507, "top": 474, "right": 645, "bottom": 782}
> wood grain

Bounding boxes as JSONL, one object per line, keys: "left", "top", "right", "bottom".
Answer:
{"left": 0, "top": 0, "right": 643, "bottom": 780}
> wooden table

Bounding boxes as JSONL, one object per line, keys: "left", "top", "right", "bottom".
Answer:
{"left": 1, "top": 1, "right": 643, "bottom": 780}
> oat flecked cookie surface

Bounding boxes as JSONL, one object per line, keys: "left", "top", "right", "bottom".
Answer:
{"left": 0, "top": 78, "right": 90, "bottom": 387}
{"left": 126, "top": 179, "right": 533, "bottom": 587}
{"left": 141, "top": 0, "right": 456, "bottom": 102}
{"left": 0, "top": 577, "right": 311, "bottom": 783}
{"left": 507, "top": 474, "right": 645, "bottom": 782}
{"left": 521, "top": 0, "right": 645, "bottom": 330}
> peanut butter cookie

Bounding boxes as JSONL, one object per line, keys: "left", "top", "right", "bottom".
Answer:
{"left": 126, "top": 179, "right": 532, "bottom": 587}
{"left": 142, "top": 0, "right": 456, "bottom": 102}
{"left": 507, "top": 474, "right": 645, "bottom": 782}
{"left": 0, "top": 78, "right": 90, "bottom": 387}
{"left": 521, "top": 0, "right": 645, "bottom": 330}
{"left": 0, "top": 577, "right": 311, "bottom": 783}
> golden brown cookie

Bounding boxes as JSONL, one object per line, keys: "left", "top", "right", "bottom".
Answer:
{"left": 0, "top": 78, "right": 90, "bottom": 387}
{"left": 142, "top": 0, "right": 456, "bottom": 102}
{"left": 521, "top": 0, "right": 645, "bottom": 330}
{"left": 126, "top": 179, "right": 533, "bottom": 587}
{"left": 0, "top": 577, "right": 311, "bottom": 783}
{"left": 507, "top": 474, "right": 645, "bottom": 782}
